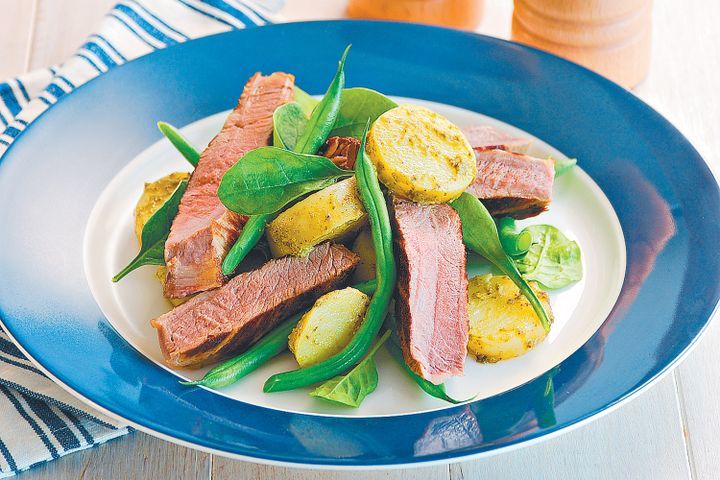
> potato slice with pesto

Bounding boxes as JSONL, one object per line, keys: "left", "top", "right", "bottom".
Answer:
{"left": 366, "top": 104, "right": 476, "bottom": 204}
{"left": 266, "top": 177, "right": 367, "bottom": 257}
{"left": 134, "top": 171, "right": 191, "bottom": 242}
{"left": 350, "top": 228, "right": 376, "bottom": 283}
{"left": 134, "top": 172, "right": 191, "bottom": 303}
{"left": 288, "top": 287, "right": 370, "bottom": 368}
{"left": 468, "top": 274, "right": 553, "bottom": 363}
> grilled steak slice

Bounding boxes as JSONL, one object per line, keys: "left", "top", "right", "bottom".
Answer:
{"left": 320, "top": 136, "right": 360, "bottom": 170}
{"left": 152, "top": 243, "right": 359, "bottom": 369}
{"left": 462, "top": 125, "right": 531, "bottom": 153}
{"left": 164, "top": 72, "right": 295, "bottom": 298}
{"left": 467, "top": 149, "right": 555, "bottom": 219}
{"left": 392, "top": 197, "right": 469, "bottom": 384}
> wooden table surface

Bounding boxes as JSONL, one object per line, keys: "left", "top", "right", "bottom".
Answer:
{"left": 1, "top": 1, "right": 718, "bottom": 478}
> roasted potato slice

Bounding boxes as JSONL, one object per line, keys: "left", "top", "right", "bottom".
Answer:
{"left": 366, "top": 104, "right": 476, "bottom": 204}
{"left": 134, "top": 171, "right": 190, "bottom": 243}
{"left": 350, "top": 228, "right": 376, "bottom": 283}
{"left": 266, "top": 177, "right": 367, "bottom": 257}
{"left": 134, "top": 172, "right": 191, "bottom": 305}
{"left": 467, "top": 274, "right": 553, "bottom": 363}
{"left": 288, "top": 287, "right": 370, "bottom": 367}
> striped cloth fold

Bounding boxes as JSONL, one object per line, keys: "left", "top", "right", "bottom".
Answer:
{"left": 0, "top": 1, "right": 280, "bottom": 477}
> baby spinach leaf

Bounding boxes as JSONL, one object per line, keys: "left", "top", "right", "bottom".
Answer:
{"left": 553, "top": 156, "right": 577, "bottom": 177}
{"left": 113, "top": 180, "right": 188, "bottom": 282}
{"left": 515, "top": 225, "right": 583, "bottom": 289}
{"left": 217, "top": 147, "right": 353, "bottom": 216}
{"left": 309, "top": 331, "right": 390, "bottom": 407}
{"left": 273, "top": 102, "right": 308, "bottom": 151}
{"left": 224, "top": 101, "right": 303, "bottom": 275}
{"left": 293, "top": 86, "right": 319, "bottom": 116}
{"left": 274, "top": 88, "right": 396, "bottom": 151}
{"left": 329, "top": 87, "right": 398, "bottom": 139}
{"left": 385, "top": 339, "right": 472, "bottom": 405}
{"left": 450, "top": 192, "right": 552, "bottom": 332}
{"left": 157, "top": 122, "right": 200, "bottom": 167}
{"left": 294, "top": 45, "right": 350, "bottom": 155}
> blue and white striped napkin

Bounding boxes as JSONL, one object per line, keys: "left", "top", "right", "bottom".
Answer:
{"left": 0, "top": 1, "right": 281, "bottom": 476}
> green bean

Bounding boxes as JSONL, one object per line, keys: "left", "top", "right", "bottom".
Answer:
{"left": 263, "top": 124, "right": 396, "bottom": 393}
{"left": 181, "top": 279, "right": 377, "bottom": 389}
{"left": 450, "top": 193, "right": 551, "bottom": 332}
{"left": 352, "top": 278, "right": 377, "bottom": 296}
{"left": 180, "top": 314, "right": 298, "bottom": 389}
{"left": 221, "top": 214, "right": 272, "bottom": 275}
{"left": 157, "top": 121, "right": 200, "bottom": 167}
{"left": 293, "top": 45, "right": 350, "bottom": 155}
{"left": 498, "top": 217, "right": 532, "bottom": 257}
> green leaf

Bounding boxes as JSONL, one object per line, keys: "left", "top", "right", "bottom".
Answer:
{"left": 275, "top": 88, "right": 395, "bottom": 151}
{"left": 450, "top": 192, "right": 552, "bottom": 331}
{"left": 294, "top": 45, "right": 350, "bottom": 155}
{"left": 515, "top": 225, "right": 583, "bottom": 289}
{"left": 309, "top": 330, "right": 390, "bottom": 408}
{"left": 329, "top": 87, "right": 397, "bottom": 139}
{"left": 157, "top": 122, "right": 200, "bottom": 167}
{"left": 385, "top": 339, "right": 472, "bottom": 405}
{"left": 273, "top": 102, "right": 308, "bottom": 151}
{"left": 553, "top": 156, "right": 577, "bottom": 177}
{"left": 113, "top": 180, "right": 188, "bottom": 282}
{"left": 218, "top": 147, "right": 353, "bottom": 216}
{"left": 293, "top": 86, "right": 319, "bottom": 116}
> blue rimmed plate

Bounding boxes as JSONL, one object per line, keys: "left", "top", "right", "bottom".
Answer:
{"left": 0, "top": 21, "right": 718, "bottom": 467}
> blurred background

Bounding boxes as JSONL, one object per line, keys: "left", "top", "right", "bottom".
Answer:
{"left": 2, "top": 0, "right": 654, "bottom": 89}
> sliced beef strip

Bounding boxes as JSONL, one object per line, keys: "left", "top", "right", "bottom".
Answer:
{"left": 320, "top": 136, "right": 361, "bottom": 170}
{"left": 391, "top": 197, "right": 469, "bottom": 385}
{"left": 462, "top": 125, "right": 532, "bottom": 153}
{"left": 152, "top": 242, "right": 359, "bottom": 369}
{"left": 467, "top": 149, "right": 555, "bottom": 219}
{"left": 164, "top": 72, "right": 295, "bottom": 298}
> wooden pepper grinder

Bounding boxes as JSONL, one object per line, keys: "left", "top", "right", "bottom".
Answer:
{"left": 512, "top": 0, "right": 653, "bottom": 88}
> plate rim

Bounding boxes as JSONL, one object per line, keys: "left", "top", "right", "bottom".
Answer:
{"left": 2, "top": 315, "right": 712, "bottom": 469}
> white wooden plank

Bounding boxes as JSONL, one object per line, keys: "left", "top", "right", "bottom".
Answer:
{"left": 15, "top": 432, "right": 210, "bottom": 480}
{"left": 675, "top": 321, "right": 720, "bottom": 480}
{"left": 0, "top": 0, "right": 35, "bottom": 77}
{"left": 212, "top": 460, "right": 449, "bottom": 480}
{"left": 633, "top": 1, "right": 720, "bottom": 478}
{"left": 477, "top": 0, "right": 512, "bottom": 39}
{"left": 278, "top": 0, "right": 346, "bottom": 20}
{"left": 450, "top": 376, "right": 690, "bottom": 480}
{"left": 26, "top": 0, "right": 115, "bottom": 70}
